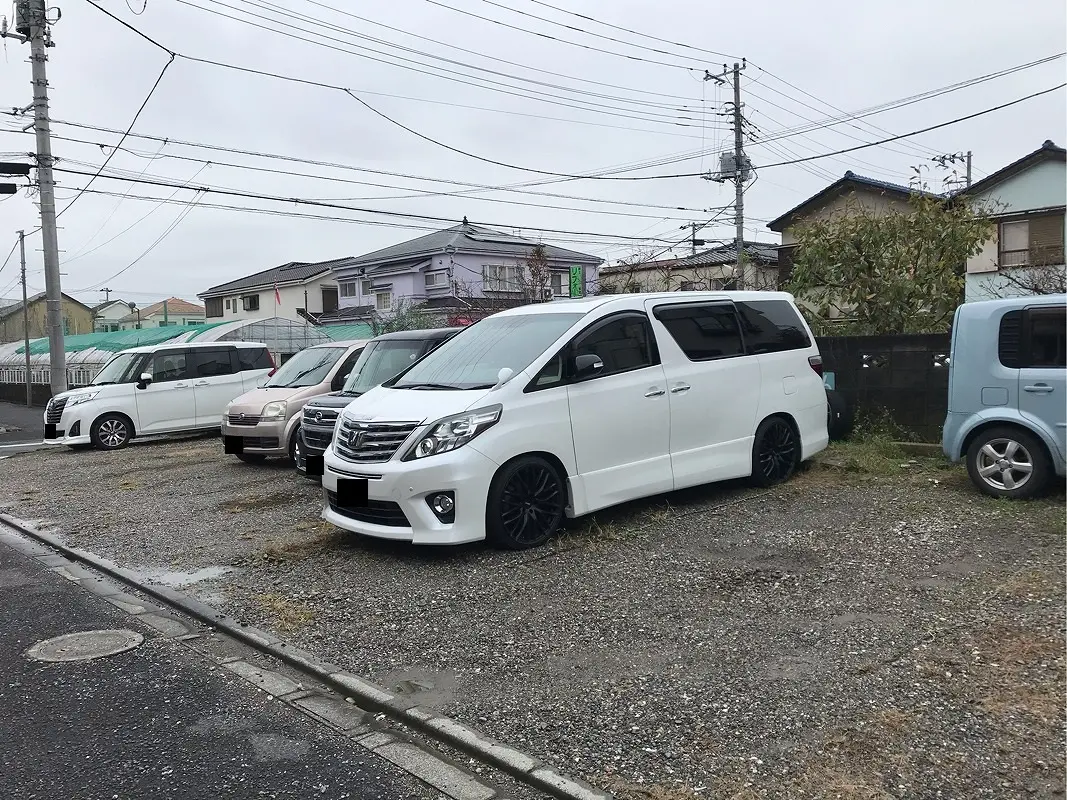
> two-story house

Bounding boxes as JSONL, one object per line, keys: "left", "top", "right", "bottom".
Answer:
{"left": 598, "top": 241, "right": 779, "bottom": 294}
{"left": 116, "top": 297, "right": 205, "bottom": 330}
{"left": 198, "top": 258, "right": 344, "bottom": 323}
{"left": 958, "top": 140, "right": 1066, "bottom": 302}
{"left": 0, "top": 292, "right": 94, "bottom": 342}
{"left": 319, "top": 221, "right": 603, "bottom": 324}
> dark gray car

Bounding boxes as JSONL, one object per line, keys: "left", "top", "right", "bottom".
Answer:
{"left": 296, "top": 327, "right": 461, "bottom": 477}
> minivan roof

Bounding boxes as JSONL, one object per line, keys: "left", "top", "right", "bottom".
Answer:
{"left": 118, "top": 341, "right": 268, "bottom": 355}
{"left": 309, "top": 339, "right": 369, "bottom": 348}
{"left": 371, "top": 327, "right": 461, "bottom": 342}
{"left": 492, "top": 290, "right": 798, "bottom": 317}
{"left": 956, "top": 294, "right": 1066, "bottom": 317}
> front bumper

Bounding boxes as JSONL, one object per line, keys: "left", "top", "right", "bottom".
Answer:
{"left": 222, "top": 418, "right": 289, "bottom": 456}
{"left": 42, "top": 404, "right": 92, "bottom": 446}
{"left": 296, "top": 424, "right": 334, "bottom": 474}
{"left": 321, "top": 444, "right": 498, "bottom": 546}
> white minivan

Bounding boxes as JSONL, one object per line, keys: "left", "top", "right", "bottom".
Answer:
{"left": 321, "top": 292, "right": 829, "bottom": 549}
{"left": 44, "top": 341, "right": 275, "bottom": 451}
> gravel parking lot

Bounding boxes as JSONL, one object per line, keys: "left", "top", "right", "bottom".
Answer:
{"left": 1, "top": 435, "right": 1063, "bottom": 799}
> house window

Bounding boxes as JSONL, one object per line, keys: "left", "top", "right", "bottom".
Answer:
{"left": 624, "top": 281, "right": 641, "bottom": 293}
{"left": 206, "top": 297, "right": 224, "bottom": 318}
{"left": 339, "top": 281, "right": 357, "bottom": 298}
{"left": 361, "top": 279, "right": 373, "bottom": 296}
{"left": 376, "top": 292, "right": 392, "bottom": 312}
{"left": 549, "top": 271, "right": 569, "bottom": 298}
{"left": 483, "top": 264, "right": 522, "bottom": 292}
{"left": 679, "top": 281, "right": 697, "bottom": 291}
{"left": 242, "top": 294, "right": 260, "bottom": 311}
{"left": 1000, "top": 220, "right": 1030, "bottom": 267}
{"left": 224, "top": 298, "right": 231, "bottom": 310}
{"left": 425, "top": 271, "right": 447, "bottom": 289}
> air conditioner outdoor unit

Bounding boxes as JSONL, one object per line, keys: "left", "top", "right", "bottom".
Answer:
{"left": 541, "top": 287, "right": 554, "bottom": 302}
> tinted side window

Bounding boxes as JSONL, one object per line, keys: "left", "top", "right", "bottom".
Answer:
{"left": 653, "top": 303, "right": 743, "bottom": 360}
{"left": 193, "top": 348, "right": 237, "bottom": 378}
{"left": 238, "top": 347, "right": 273, "bottom": 371}
{"left": 573, "top": 314, "right": 657, "bottom": 377}
{"left": 152, "top": 351, "right": 190, "bottom": 382}
{"left": 1027, "top": 307, "right": 1066, "bottom": 368}
{"left": 998, "top": 310, "right": 1022, "bottom": 368}
{"left": 735, "top": 299, "right": 811, "bottom": 354}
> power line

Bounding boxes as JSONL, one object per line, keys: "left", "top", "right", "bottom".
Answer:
{"left": 757, "top": 84, "right": 1066, "bottom": 170}
{"left": 0, "top": 237, "right": 19, "bottom": 277}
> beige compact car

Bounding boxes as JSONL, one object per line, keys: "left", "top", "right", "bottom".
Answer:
{"left": 222, "top": 339, "right": 367, "bottom": 463}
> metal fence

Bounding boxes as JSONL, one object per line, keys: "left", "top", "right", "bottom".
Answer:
{"left": 817, "top": 333, "right": 951, "bottom": 443}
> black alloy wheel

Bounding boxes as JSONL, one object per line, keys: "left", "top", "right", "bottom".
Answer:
{"left": 752, "top": 417, "right": 798, "bottom": 486}
{"left": 487, "top": 456, "right": 565, "bottom": 550}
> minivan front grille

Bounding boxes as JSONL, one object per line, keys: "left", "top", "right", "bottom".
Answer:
{"left": 227, "top": 414, "right": 261, "bottom": 426}
{"left": 303, "top": 406, "right": 339, "bottom": 426}
{"left": 45, "top": 397, "right": 68, "bottom": 424}
{"left": 326, "top": 491, "right": 409, "bottom": 527}
{"left": 334, "top": 419, "right": 420, "bottom": 463}
{"left": 302, "top": 427, "right": 334, "bottom": 452}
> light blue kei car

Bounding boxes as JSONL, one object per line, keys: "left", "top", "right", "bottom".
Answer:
{"left": 942, "top": 294, "right": 1066, "bottom": 499}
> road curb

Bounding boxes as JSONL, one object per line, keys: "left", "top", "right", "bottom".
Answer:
{"left": 0, "top": 512, "right": 610, "bottom": 800}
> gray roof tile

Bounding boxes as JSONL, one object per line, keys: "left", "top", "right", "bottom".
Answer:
{"left": 200, "top": 257, "right": 351, "bottom": 297}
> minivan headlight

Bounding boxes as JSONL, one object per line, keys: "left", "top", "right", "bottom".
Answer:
{"left": 404, "top": 405, "right": 502, "bottom": 460}
{"left": 66, "top": 391, "right": 99, "bottom": 407}
{"left": 261, "top": 400, "right": 286, "bottom": 420}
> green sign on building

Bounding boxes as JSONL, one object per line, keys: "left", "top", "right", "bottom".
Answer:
{"left": 569, "top": 265, "right": 584, "bottom": 298}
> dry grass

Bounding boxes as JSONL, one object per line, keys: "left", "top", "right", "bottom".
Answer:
{"left": 253, "top": 592, "right": 316, "bottom": 631}
{"left": 219, "top": 490, "right": 303, "bottom": 514}
{"left": 244, "top": 521, "right": 347, "bottom": 564}
{"left": 601, "top": 779, "right": 706, "bottom": 800}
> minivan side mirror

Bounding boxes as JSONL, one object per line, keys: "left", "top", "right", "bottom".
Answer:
{"left": 572, "top": 354, "right": 604, "bottom": 380}
{"left": 332, "top": 371, "right": 350, "bottom": 392}
{"left": 136, "top": 372, "right": 153, "bottom": 390}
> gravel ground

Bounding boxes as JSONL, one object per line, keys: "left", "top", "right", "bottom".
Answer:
{"left": 0, "top": 435, "right": 1063, "bottom": 799}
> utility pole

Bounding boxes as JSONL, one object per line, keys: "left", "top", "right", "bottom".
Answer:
{"left": 965, "top": 150, "right": 972, "bottom": 188}
{"left": 101, "top": 287, "right": 112, "bottom": 302}
{"left": 932, "top": 150, "right": 973, "bottom": 191}
{"left": 681, "top": 222, "right": 705, "bottom": 256}
{"left": 9, "top": 0, "right": 66, "bottom": 396}
{"left": 18, "top": 230, "right": 32, "bottom": 406}
{"left": 703, "top": 59, "right": 751, "bottom": 290}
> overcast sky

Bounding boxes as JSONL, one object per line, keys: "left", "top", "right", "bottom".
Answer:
{"left": 0, "top": 0, "right": 1064, "bottom": 307}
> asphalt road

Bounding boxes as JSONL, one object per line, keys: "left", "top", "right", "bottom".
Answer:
{"left": 0, "top": 544, "right": 444, "bottom": 800}
{"left": 0, "top": 400, "right": 43, "bottom": 444}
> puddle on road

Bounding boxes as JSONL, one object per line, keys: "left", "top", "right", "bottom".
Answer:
{"left": 135, "top": 565, "right": 235, "bottom": 587}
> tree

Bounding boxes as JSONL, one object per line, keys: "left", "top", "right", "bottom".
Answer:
{"left": 368, "top": 297, "right": 437, "bottom": 336}
{"left": 785, "top": 191, "right": 995, "bottom": 335}
{"left": 976, "top": 264, "right": 1067, "bottom": 299}
{"left": 454, "top": 243, "right": 560, "bottom": 316}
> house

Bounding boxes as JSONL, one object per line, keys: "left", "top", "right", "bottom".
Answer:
{"left": 957, "top": 140, "right": 1066, "bottom": 302}
{"left": 766, "top": 171, "right": 923, "bottom": 286}
{"left": 198, "top": 258, "right": 344, "bottom": 323}
{"left": 91, "top": 298, "right": 131, "bottom": 332}
{"left": 116, "top": 297, "right": 205, "bottom": 330}
{"left": 598, "top": 241, "right": 779, "bottom": 294}
{"left": 319, "top": 221, "right": 603, "bottom": 324}
{"left": 0, "top": 291, "right": 94, "bottom": 343}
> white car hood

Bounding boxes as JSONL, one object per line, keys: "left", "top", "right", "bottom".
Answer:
{"left": 339, "top": 385, "right": 495, "bottom": 424}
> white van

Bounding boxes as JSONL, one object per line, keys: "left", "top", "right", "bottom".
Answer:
{"left": 44, "top": 341, "right": 275, "bottom": 451}
{"left": 320, "top": 292, "right": 828, "bottom": 549}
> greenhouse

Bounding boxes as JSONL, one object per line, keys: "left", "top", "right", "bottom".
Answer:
{"left": 0, "top": 317, "right": 335, "bottom": 390}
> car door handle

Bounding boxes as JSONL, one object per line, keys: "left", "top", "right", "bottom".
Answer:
{"left": 194, "top": 380, "right": 210, "bottom": 386}
{"left": 1023, "top": 384, "right": 1054, "bottom": 394}
{"left": 174, "top": 382, "right": 190, "bottom": 389}
{"left": 670, "top": 383, "right": 691, "bottom": 394}
{"left": 644, "top": 387, "right": 665, "bottom": 397}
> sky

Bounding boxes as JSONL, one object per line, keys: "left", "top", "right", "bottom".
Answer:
{"left": 0, "top": 0, "right": 1064, "bottom": 308}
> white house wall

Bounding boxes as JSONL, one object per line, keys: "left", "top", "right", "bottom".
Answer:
{"left": 209, "top": 280, "right": 338, "bottom": 322}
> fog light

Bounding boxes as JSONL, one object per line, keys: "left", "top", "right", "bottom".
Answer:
{"left": 431, "top": 493, "right": 454, "bottom": 514}
{"left": 427, "top": 491, "right": 456, "bottom": 523}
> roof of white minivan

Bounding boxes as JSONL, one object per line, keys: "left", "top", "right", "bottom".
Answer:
{"left": 493, "top": 290, "right": 797, "bottom": 317}
{"left": 119, "top": 340, "right": 268, "bottom": 355}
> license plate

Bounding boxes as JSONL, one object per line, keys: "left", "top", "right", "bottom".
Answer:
{"left": 44, "top": 423, "right": 57, "bottom": 440}
{"left": 305, "top": 454, "right": 324, "bottom": 477}
{"left": 336, "top": 477, "right": 368, "bottom": 506}
{"left": 223, "top": 436, "right": 243, "bottom": 454}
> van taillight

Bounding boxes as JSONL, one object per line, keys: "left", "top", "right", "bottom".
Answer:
{"left": 808, "top": 355, "right": 823, "bottom": 377}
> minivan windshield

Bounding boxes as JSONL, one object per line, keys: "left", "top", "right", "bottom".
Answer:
{"left": 341, "top": 339, "right": 430, "bottom": 395}
{"left": 263, "top": 346, "right": 345, "bottom": 388}
{"left": 90, "top": 352, "right": 146, "bottom": 386}
{"left": 393, "top": 313, "right": 584, "bottom": 390}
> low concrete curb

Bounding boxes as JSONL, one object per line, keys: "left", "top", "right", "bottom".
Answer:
{"left": 0, "top": 512, "right": 610, "bottom": 800}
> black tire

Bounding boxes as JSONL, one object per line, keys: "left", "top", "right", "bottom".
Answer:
{"left": 236, "top": 453, "right": 267, "bottom": 464}
{"left": 965, "top": 426, "right": 1051, "bottom": 500}
{"left": 288, "top": 427, "right": 300, "bottom": 463}
{"left": 90, "top": 413, "right": 132, "bottom": 451}
{"left": 751, "top": 415, "right": 799, "bottom": 487}
{"left": 825, "top": 389, "right": 853, "bottom": 442}
{"left": 486, "top": 455, "right": 566, "bottom": 550}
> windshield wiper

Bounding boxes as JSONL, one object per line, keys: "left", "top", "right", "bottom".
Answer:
{"left": 398, "top": 382, "right": 462, "bottom": 390}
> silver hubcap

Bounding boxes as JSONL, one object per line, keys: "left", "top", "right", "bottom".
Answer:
{"left": 976, "top": 438, "right": 1034, "bottom": 491}
{"left": 99, "top": 419, "right": 127, "bottom": 448}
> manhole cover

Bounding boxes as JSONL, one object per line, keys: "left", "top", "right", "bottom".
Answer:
{"left": 26, "top": 629, "right": 144, "bottom": 663}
